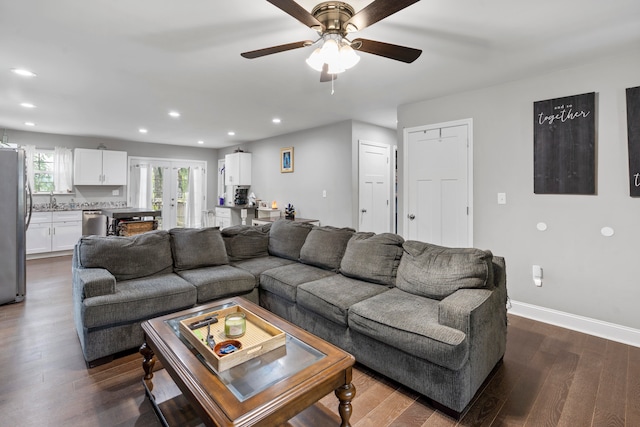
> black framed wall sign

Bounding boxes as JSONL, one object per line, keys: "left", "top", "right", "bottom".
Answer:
{"left": 533, "top": 92, "right": 596, "bottom": 194}
{"left": 627, "top": 86, "right": 640, "bottom": 197}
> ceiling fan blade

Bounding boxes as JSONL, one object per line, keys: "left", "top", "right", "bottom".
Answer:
{"left": 319, "top": 63, "right": 337, "bottom": 82}
{"left": 351, "top": 38, "right": 422, "bottom": 63}
{"left": 267, "top": 0, "right": 324, "bottom": 30}
{"left": 346, "top": 0, "right": 420, "bottom": 32}
{"left": 241, "top": 40, "right": 313, "bottom": 59}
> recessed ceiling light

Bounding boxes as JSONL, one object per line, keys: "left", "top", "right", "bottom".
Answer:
{"left": 272, "top": 118, "right": 281, "bottom": 124}
{"left": 24, "top": 122, "right": 36, "bottom": 126}
{"left": 20, "top": 102, "right": 36, "bottom": 108}
{"left": 11, "top": 68, "right": 37, "bottom": 77}
{"left": 197, "top": 140, "right": 204, "bottom": 145}
{"left": 228, "top": 131, "right": 235, "bottom": 136}
{"left": 139, "top": 128, "right": 148, "bottom": 134}
{"left": 168, "top": 111, "right": 180, "bottom": 118}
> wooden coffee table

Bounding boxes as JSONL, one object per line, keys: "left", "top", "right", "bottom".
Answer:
{"left": 140, "top": 297, "right": 356, "bottom": 426}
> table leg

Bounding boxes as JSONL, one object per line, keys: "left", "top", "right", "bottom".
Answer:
{"left": 140, "top": 341, "right": 156, "bottom": 380}
{"left": 335, "top": 382, "right": 356, "bottom": 427}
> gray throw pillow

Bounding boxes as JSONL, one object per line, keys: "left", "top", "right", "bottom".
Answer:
{"left": 221, "top": 225, "right": 269, "bottom": 261}
{"left": 339, "top": 232, "right": 404, "bottom": 286}
{"left": 170, "top": 227, "right": 228, "bottom": 271}
{"left": 396, "top": 241, "right": 494, "bottom": 300}
{"left": 299, "top": 226, "right": 355, "bottom": 271}
{"left": 78, "top": 230, "right": 173, "bottom": 281}
{"left": 268, "top": 219, "right": 314, "bottom": 261}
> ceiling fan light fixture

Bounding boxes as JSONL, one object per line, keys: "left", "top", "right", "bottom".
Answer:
{"left": 339, "top": 43, "right": 360, "bottom": 69}
{"left": 306, "top": 48, "right": 325, "bottom": 72}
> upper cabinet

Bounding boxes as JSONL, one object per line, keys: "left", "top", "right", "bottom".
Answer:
{"left": 74, "top": 148, "right": 127, "bottom": 186}
{"left": 224, "top": 152, "right": 252, "bottom": 186}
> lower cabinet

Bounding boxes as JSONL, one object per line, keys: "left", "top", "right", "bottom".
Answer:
{"left": 27, "top": 211, "right": 82, "bottom": 255}
{"left": 214, "top": 207, "right": 255, "bottom": 230}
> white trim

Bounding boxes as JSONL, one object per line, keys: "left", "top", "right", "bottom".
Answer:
{"left": 402, "top": 118, "right": 474, "bottom": 246}
{"left": 509, "top": 300, "right": 640, "bottom": 348}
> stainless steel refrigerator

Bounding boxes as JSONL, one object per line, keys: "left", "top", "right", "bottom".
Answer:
{"left": 0, "top": 148, "right": 31, "bottom": 305}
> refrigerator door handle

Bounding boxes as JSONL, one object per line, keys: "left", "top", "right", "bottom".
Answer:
{"left": 25, "top": 182, "right": 33, "bottom": 230}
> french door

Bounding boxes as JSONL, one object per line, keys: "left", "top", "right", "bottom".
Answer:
{"left": 128, "top": 158, "right": 207, "bottom": 229}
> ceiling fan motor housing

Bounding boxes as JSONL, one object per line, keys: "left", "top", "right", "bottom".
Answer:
{"left": 311, "top": 2, "right": 355, "bottom": 35}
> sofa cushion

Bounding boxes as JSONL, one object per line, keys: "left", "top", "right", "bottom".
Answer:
{"left": 268, "top": 219, "right": 314, "bottom": 261}
{"left": 82, "top": 273, "right": 197, "bottom": 329}
{"left": 340, "top": 233, "right": 404, "bottom": 286}
{"left": 77, "top": 231, "right": 173, "bottom": 281}
{"left": 231, "top": 256, "right": 297, "bottom": 286}
{"left": 170, "top": 227, "right": 228, "bottom": 270}
{"left": 176, "top": 265, "right": 256, "bottom": 303}
{"left": 297, "top": 275, "right": 390, "bottom": 326}
{"left": 260, "top": 263, "right": 336, "bottom": 303}
{"left": 348, "top": 288, "right": 468, "bottom": 370}
{"left": 396, "top": 241, "right": 493, "bottom": 300}
{"left": 299, "top": 226, "right": 355, "bottom": 271}
{"left": 222, "top": 225, "right": 270, "bottom": 261}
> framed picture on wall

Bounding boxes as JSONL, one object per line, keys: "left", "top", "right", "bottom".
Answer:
{"left": 627, "top": 86, "right": 640, "bottom": 197}
{"left": 280, "top": 147, "right": 293, "bottom": 173}
{"left": 533, "top": 92, "right": 596, "bottom": 194}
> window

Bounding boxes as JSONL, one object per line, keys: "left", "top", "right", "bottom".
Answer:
{"left": 23, "top": 145, "right": 74, "bottom": 194}
{"left": 32, "top": 149, "right": 54, "bottom": 193}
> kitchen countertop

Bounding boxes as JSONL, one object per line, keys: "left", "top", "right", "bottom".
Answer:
{"left": 101, "top": 207, "right": 161, "bottom": 218}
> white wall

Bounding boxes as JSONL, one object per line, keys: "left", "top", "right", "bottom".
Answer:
{"left": 220, "top": 120, "right": 396, "bottom": 228}
{"left": 398, "top": 48, "right": 640, "bottom": 331}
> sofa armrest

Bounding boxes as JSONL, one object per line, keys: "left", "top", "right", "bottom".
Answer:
{"left": 74, "top": 268, "right": 116, "bottom": 299}
{"left": 438, "top": 288, "right": 493, "bottom": 334}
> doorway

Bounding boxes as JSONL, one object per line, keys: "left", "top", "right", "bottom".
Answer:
{"left": 358, "top": 140, "right": 391, "bottom": 233}
{"left": 128, "top": 157, "right": 207, "bottom": 229}
{"left": 403, "top": 119, "right": 473, "bottom": 247}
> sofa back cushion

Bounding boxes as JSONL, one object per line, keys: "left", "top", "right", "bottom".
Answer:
{"left": 268, "top": 219, "right": 314, "bottom": 261}
{"left": 77, "top": 230, "right": 173, "bottom": 281}
{"left": 221, "top": 224, "right": 270, "bottom": 261}
{"left": 339, "top": 232, "right": 404, "bottom": 286}
{"left": 169, "top": 227, "right": 228, "bottom": 270}
{"left": 396, "top": 241, "right": 494, "bottom": 300}
{"left": 299, "top": 226, "right": 355, "bottom": 271}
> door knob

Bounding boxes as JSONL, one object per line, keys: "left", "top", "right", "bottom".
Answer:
{"left": 408, "top": 214, "right": 415, "bottom": 220}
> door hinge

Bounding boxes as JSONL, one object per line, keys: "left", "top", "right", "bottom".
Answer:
{"left": 467, "top": 207, "right": 469, "bottom": 215}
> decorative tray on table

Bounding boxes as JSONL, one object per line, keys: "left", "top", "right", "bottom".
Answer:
{"left": 178, "top": 305, "right": 286, "bottom": 371}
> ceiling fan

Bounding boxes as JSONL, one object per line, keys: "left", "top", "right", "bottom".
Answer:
{"left": 241, "top": 0, "right": 422, "bottom": 82}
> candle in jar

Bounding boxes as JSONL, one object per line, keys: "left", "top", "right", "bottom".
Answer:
{"left": 225, "top": 312, "right": 246, "bottom": 338}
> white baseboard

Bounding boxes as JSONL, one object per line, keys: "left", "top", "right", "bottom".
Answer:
{"left": 508, "top": 300, "right": 640, "bottom": 348}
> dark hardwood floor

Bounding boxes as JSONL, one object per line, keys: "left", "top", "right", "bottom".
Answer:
{"left": 1, "top": 255, "right": 638, "bottom": 426}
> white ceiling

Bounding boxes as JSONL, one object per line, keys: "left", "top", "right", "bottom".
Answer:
{"left": 1, "top": 0, "right": 639, "bottom": 149}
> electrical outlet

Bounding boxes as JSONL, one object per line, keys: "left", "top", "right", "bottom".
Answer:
{"left": 112, "top": 189, "right": 119, "bottom": 196}
{"left": 532, "top": 265, "right": 543, "bottom": 287}
{"left": 322, "top": 190, "right": 327, "bottom": 198}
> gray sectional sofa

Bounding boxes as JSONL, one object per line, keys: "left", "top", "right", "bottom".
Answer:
{"left": 72, "top": 219, "right": 507, "bottom": 416}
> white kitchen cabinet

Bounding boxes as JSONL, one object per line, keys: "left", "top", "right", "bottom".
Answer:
{"left": 74, "top": 148, "right": 127, "bottom": 185}
{"left": 26, "top": 212, "right": 53, "bottom": 254}
{"left": 51, "top": 211, "right": 82, "bottom": 251}
{"left": 224, "top": 152, "right": 251, "bottom": 186}
{"left": 215, "top": 207, "right": 255, "bottom": 229}
{"left": 27, "top": 211, "right": 82, "bottom": 254}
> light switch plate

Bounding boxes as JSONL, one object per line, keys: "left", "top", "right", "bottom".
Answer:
{"left": 497, "top": 193, "right": 506, "bottom": 204}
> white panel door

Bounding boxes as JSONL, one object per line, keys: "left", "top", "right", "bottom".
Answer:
{"left": 406, "top": 123, "right": 470, "bottom": 247}
{"left": 358, "top": 141, "right": 390, "bottom": 233}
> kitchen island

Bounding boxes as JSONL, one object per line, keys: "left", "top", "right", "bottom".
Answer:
{"left": 101, "top": 207, "right": 161, "bottom": 236}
